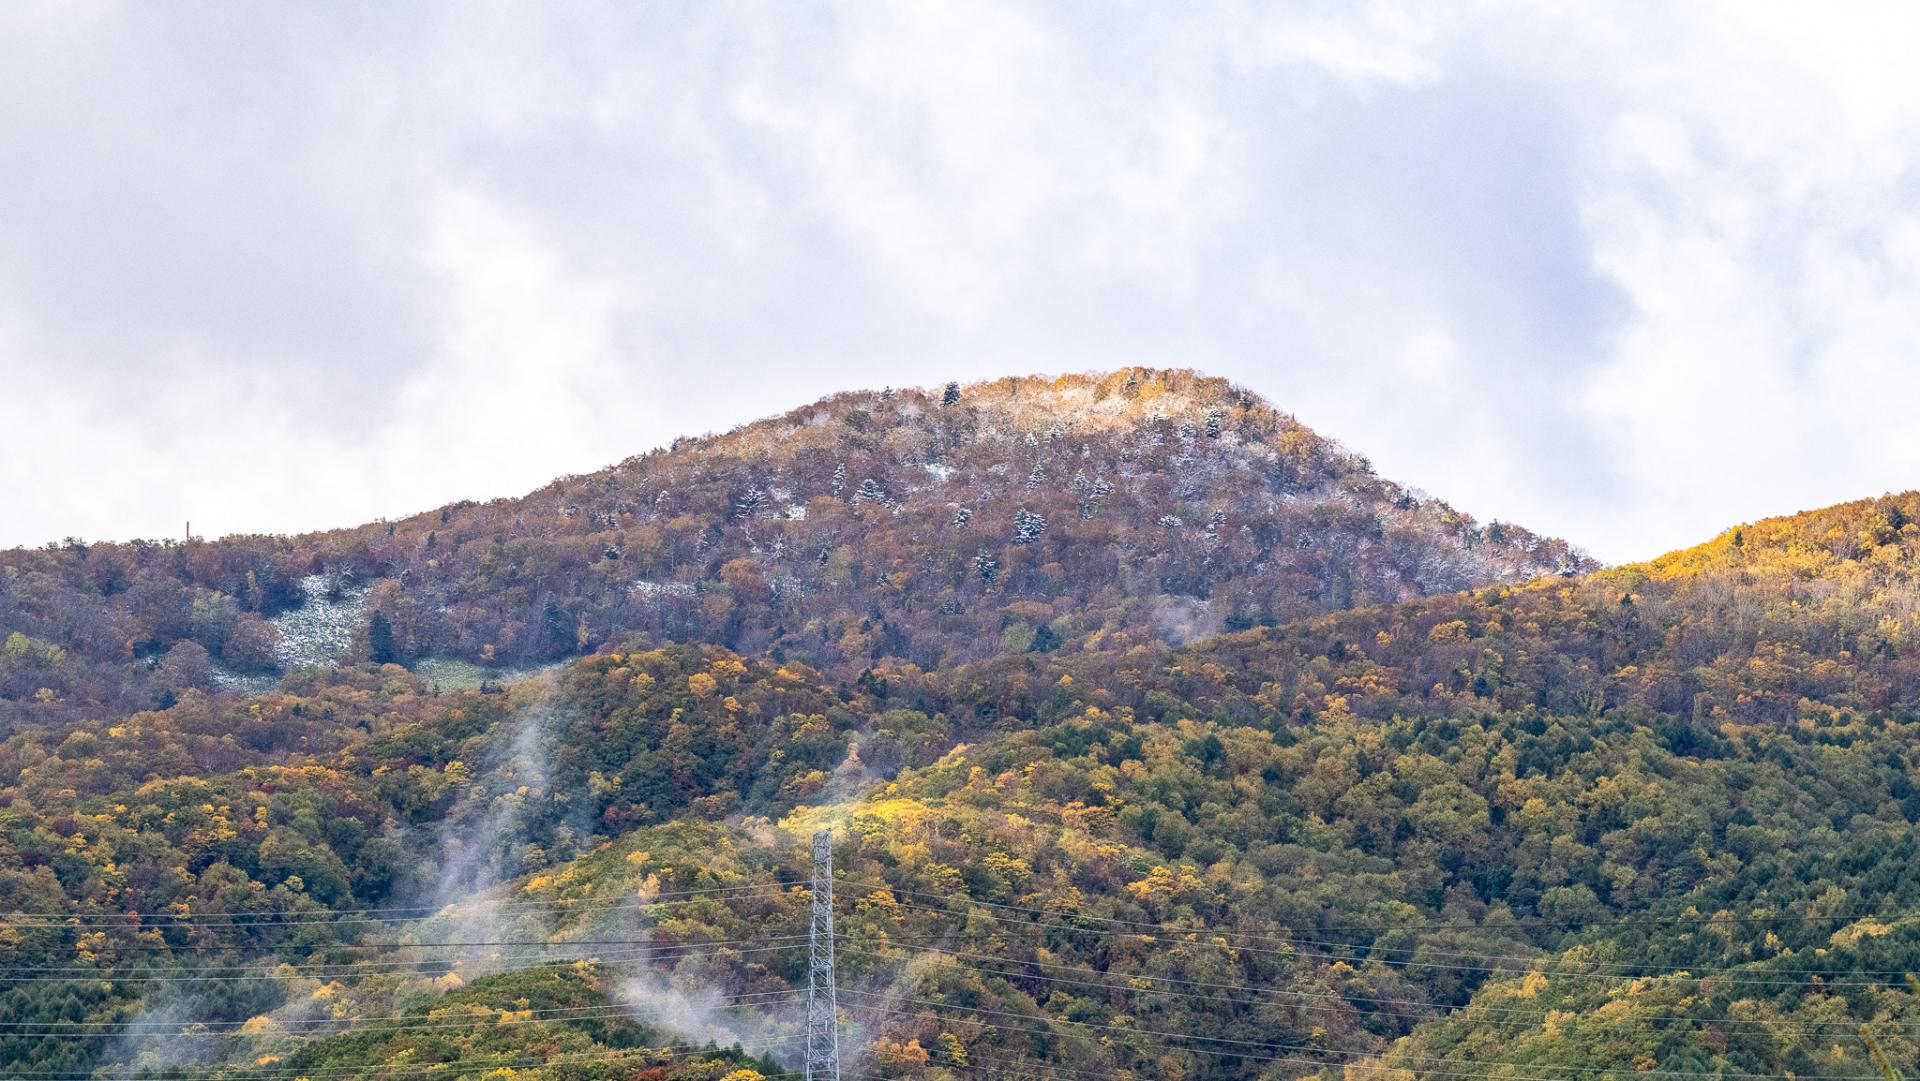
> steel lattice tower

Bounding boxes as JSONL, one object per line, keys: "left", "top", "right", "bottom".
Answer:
{"left": 805, "top": 829, "right": 840, "bottom": 1081}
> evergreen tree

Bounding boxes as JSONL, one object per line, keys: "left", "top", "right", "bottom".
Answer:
{"left": 974, "top": 550, "right": 999, "bottom": 584}
{"left": 735, "top": 488, "right": 768, "bottom": 520}
{"left": 542, "top": 599, "right": 572, "bottom": 654}
{"left": 367, "top": 611, "right": 397, "bottom": 665}
{"left": 1012, "top": 508, "right": 1046, "bottom": 544}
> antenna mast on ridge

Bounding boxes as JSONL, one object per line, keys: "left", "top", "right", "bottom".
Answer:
{"left": 805, "top": 829, "right": 840, "bottom": 1081}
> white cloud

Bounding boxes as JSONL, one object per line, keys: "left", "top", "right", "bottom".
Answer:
{"left": 3, "top": 1, "right": 1920, "bottom": 564}
{"left": 1571, "top": 1, "right": 1920, "bottom": 555}
{"left": 385, "top": 185, "right": 648, "bottom": 504}
{"left": 1230, "top": 1, "right": 1442, "bottom": 87}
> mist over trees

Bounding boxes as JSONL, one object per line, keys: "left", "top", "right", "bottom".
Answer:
{"left": 6, "top": 373, "right": 1920, "bottom": 1079}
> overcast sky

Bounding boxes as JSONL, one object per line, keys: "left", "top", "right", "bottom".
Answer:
{"left": 3, "top": 3, "right": 1918, "bottom": 562}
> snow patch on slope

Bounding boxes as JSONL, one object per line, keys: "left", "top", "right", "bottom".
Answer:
{"left": 273, "top": 574, "right": 368, "bottom": 669}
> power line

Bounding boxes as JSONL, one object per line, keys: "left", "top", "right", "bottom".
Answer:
{"left": 47, "top": 871, "right": 1919, "bottom": 936}
{"left": 844, "top": 877, "right": 1920, "bottom": 935}
{"left": 0, "top": 936, "right": 808, "bottom": 985}
{"left": 1, "top": 987, "right": 809, "bottom": 1039}
{"left": 20, "top": 921, "right": 808, "bottom": 955}
{"left": 843, "top": 991, "right": 1892, "bottom": 1081}
{"left": 8, "top": 924, "right": 1905, "bottom": 1079}
{"left": 876, "top": 895, "right": 1919, "bottom": 989}
{"left": 850, "top": 996, "right": 1528, "bottom": 1081}
{"left": 915, "top": 1050, "right": 1120, "bottom": 1081}
{"left": 0, "top": 879, "right": 803, "bottom": 928}
{"left": 11, "top": 867, "right": 1919, "bottom": 1081}
{"left": 18, "top": 1035, "right": 813, "bottom": 1081}
{"left": 844, "top": 941, "right": 1920, "bottom": 1038}
{"left": 0, "top": 944, "right": 802, "bottom": 983}
{"left": 26, "top": 894, "right": 1904, "bottom": 1054}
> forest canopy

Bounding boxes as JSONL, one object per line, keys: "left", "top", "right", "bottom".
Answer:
{"left": 1, "top": 374, "right": 1916, "bottom": 1080}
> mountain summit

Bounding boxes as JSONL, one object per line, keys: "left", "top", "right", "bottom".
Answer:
{"left": 0, "top": 369, "right": 1588, "bottom": 724}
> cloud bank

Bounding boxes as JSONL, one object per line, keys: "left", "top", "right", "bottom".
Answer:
{"left": 3, "top": 2, "right": 1919, "bottom": 562}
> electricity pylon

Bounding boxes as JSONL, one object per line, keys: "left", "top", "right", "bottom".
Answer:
{"left": 1858, "top": 972, "right": 1920, "bottom": 1081}
{"left": 805, "top": 829, "right": 840, "bottom": 1081}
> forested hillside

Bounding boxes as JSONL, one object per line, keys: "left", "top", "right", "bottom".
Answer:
{"left": 1, "top": 488, "right": 1919, "bottom": 1078}
{"left": 0, "top": 370, "right": 1587, "bottom": 728}
{"left": 6, "top": 376, "right": 1920, "bottom": 1080}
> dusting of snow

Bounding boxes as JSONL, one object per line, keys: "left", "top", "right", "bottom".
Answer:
{"left": 209, "top": 663, "right": 277, "bottom": 695}
{"left": 410, "top": 656, "right": 561, "bottom": 691}
{"left": 632, "top": 579, "right": 698, "bottom": 599}
{"left": 273, "top": 574, "right": 368, "bottom": 670}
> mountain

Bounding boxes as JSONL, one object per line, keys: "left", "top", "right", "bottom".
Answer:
{"left": 1169, "top": 489, "right": 1920, "bottom": 725}
{"left": 0, "top": 369, "right": 1588, "bottom": 728}
{"left": 7, "top": 374, "right": 1920, "bottom": 1081}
